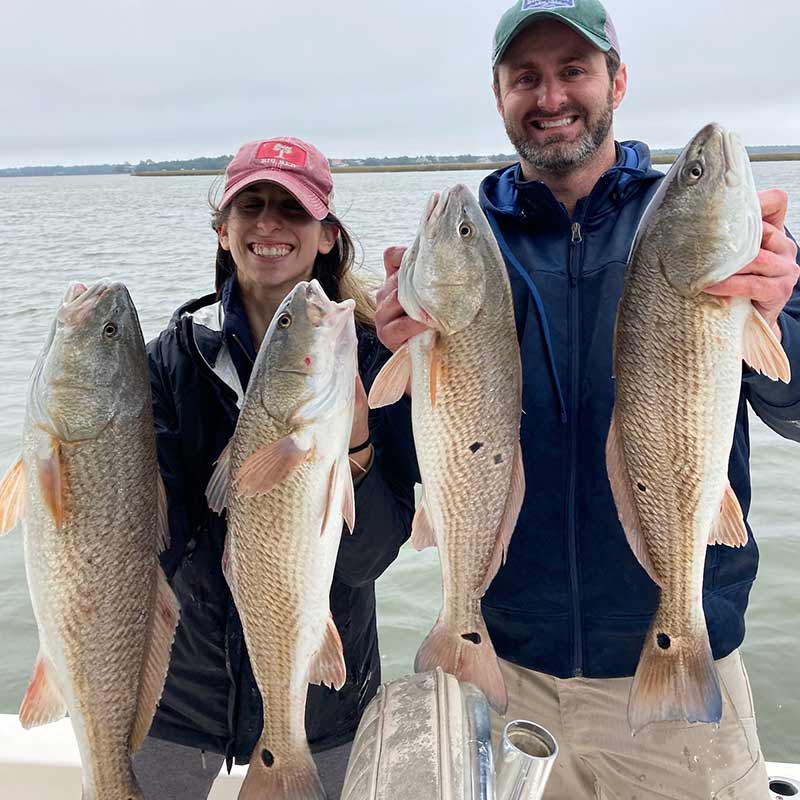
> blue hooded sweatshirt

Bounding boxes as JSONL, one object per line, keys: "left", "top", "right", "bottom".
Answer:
{"left": 477, "top": 141, "right": 800, "bottom": 679}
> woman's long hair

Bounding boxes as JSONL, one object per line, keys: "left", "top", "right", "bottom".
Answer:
{"left": 211, "top": 200, "right": 376, "bottom": 329}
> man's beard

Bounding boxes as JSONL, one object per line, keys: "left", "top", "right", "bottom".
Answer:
{"left": 503, "top": 90, "right": 614, "bottom": 175}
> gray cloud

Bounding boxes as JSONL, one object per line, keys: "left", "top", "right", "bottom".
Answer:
{"left": 2, "top": 0, "right": 798, "bottom": 167}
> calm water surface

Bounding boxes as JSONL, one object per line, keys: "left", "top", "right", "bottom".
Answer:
{"left": 0, "top": 163, "right": 798, "bottom": 762}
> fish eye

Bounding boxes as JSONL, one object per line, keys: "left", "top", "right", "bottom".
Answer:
{"left": 103, "top": 322, "right": 118, "bottom": 338}
{"left": 458, "top": 222, "right": 475, "bottom": 239}
{"left": 277, "top": 313, "right": 292, "bottom": 329}
{"left": 685, "top": 161, "right": 704, "bottom": 182}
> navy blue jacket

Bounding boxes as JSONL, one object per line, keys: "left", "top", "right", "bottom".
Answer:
{"left": 146, "top": 278, "right": 415, "bottom": 763}
{"left": 474, "top": 141, "right": 800, "bottom": 679}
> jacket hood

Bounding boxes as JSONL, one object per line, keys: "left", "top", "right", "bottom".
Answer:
{"left": 480, "top": 140, "right": 662, "bottom": 220}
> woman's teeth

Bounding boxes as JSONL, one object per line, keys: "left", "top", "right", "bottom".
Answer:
{"left": 534, "top": 116, "right": 578, "bottom": 130}
{"left": 251, "top": 243, "right": 292, "bottom": 257}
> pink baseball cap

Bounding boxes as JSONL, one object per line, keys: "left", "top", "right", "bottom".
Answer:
{"left": 219, "top": 137, "right": 334, "bottom": 221}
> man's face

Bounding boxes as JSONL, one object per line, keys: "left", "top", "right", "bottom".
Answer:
{"left": 494, "top": 19, "right": 627, "bottom": 175}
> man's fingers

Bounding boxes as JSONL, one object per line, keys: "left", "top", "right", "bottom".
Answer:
{"left": 383, "top": 246, "right": 407, "bottom": 278}
{"left": 763, "top": 220, "right": 799, "bottom": 261}
{"left": 758, "top": 188, "right": 789, "bottom": 231}
{"left": 375, "top": 272, "right": 399, "bottom": 307}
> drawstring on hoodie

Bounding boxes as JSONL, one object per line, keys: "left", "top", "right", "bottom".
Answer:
{"left": 484, "top": 209, "right": 568, "bottom": 424}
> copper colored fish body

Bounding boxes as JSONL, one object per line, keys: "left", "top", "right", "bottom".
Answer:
{"left": 206, "top": 280, "right": 357, "bottom": 800}
{"left": 606, "top": 124, "right": 790, "bottom": 732}
{"left": 369, "top": 185, "right": 525, "bottom": 715}
{"left": 0, "top": 282, "right": 179, "bottom": 800}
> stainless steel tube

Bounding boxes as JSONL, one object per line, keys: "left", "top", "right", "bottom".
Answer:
{"left": 494, "top": 720, "right": 558, "bottom": 800}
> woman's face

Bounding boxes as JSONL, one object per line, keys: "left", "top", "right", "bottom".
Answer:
{"left": 218, "top": 182, "right": 337, "bottom": 297}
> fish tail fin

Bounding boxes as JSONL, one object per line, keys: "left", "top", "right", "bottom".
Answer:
{"left": 238, "top": 747, "right": 326, "bottom": 800}
{"left": 628, "top": 618, "right": 722, "bottom": 734}
{"left": 414, "top": 615, "right": 507, "bottom": 714}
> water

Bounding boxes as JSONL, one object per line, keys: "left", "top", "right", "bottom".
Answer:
{"left": 1, "top": 163, "right": 799, "bottom": 762}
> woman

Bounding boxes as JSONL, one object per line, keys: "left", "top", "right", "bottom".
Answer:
{"left": 136, "top": 137, "right": 415, "bottom": 799}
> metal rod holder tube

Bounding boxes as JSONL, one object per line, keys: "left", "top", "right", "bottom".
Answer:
{"left": 494, "top": 720, "right": 558, "bottom": 800}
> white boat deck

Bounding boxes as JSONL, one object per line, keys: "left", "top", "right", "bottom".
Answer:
{"left": 1, "top": 713, "right": 798, "bottom": 798}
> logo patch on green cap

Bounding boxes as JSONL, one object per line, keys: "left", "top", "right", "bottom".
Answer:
{"left": 522, "top": 0, "right": 576, "bottom": 8}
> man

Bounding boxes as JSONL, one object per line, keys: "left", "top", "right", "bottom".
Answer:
{"left": 375, "top": 1, "right": 800, "bottom": 797}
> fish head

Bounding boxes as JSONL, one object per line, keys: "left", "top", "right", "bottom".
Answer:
{"left": 254, "top": 279, "right": 357, "bottom": 427}
{"left": 633, "top": 123, "right": 762, "bottom": 297}
{"left": 29, "top": 281, "right": 148, "bottom": 441}
{"left": 398, "top": 184, "right": 494, "bottom": 336}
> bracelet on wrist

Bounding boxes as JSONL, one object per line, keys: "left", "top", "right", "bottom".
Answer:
{"left": 348, "top": 437, "right": 372, "bottom": 455}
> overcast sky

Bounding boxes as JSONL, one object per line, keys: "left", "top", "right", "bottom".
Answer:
{"left": 2, "top": 0, "right": 797, "bottom": 167}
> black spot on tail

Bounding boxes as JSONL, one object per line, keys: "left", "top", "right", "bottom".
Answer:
{"left": 469, "top": 442, "right": 484, "bottom": 454}
{"left": 261, "top": 748, "right": 274, "bottom": 767}
{"left": 494, "top": 454, "right": 504, "bottom": 465}
{"left": 657, "top": 633, "right": 671, "bottom": 650}
{"left": 461, "top": 632, "right": 482, "bottom": 645}
{"left": 637, "top": 482, "right": 647, "bottom": 492}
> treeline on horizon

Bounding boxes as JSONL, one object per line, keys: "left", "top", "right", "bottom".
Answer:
{"left": 3, "top": 145, "right": 800, "bottom": 177}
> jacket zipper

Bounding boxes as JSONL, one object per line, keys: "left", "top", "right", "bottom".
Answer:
{"left": 231, "top": 333, "right": 255, "bottom": 365}
{"left": 568, "top": 220, "right": 584, "bottom": 677}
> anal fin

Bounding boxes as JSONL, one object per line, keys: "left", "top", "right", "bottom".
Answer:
{"left": 410, "top": 488, "right": 436, "bottom": 551}
{"left": 308, "top": 614, "right": 346, "bottom": 691}
{"left": 19, "top": 653, "right": 67, "bottom": 728}
{"left": 709, "top": 483, "right": 748, "bottom": 548}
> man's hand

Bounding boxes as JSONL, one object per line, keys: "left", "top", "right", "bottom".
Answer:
{"left": 375, "top": 246, "right": 428, "bottom": 353}
{"left": 705, "top": 189, "right": 800, "bottom": 341}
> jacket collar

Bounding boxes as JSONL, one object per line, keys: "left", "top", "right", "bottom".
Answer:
{"left": 480, "top": 140, "right": 663, "bottom": 222}
{"left": 174, "top": 289, "right": 246, "bottom": 409}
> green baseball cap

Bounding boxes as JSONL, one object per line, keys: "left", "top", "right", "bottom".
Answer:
{"left": 492, "top": 0, "right": 621, "bottom": 67}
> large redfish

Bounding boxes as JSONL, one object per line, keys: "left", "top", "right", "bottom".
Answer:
{"left": 369, "top": 184, "right": 524, "bottom": 714}
{"left": 0, "top": 281, "right": 179, "bottom": 799}
{"left": 606, "top": 124, "right": 790, "bottom": 732}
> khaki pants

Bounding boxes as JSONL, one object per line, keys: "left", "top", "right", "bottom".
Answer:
{"left": 491, "top": 650, "right": 768, "bottom": 800}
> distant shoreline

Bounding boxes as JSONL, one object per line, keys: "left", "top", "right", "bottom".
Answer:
{"left": 130, "top": 152, "right": 800, "bottom": 176}
{"left": 2, "top": 152, "right": 799, "bottom": 178}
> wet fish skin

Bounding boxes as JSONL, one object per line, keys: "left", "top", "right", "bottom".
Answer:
{"left": 0, "top": 281, "right": 179, "bottom": 800}
{"left": 369, "top": 184, "right": 525, "bottom": 715}
{"left": 606, "top": 124, "right": 790, "bottom": 733}
{"left": 206, "top": 279, "right": 357, "bottom": 800}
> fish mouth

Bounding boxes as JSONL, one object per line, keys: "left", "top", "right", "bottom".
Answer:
{"left": 304, "top": 279, "right": 354, "bottom": 331}
{"left": 721, "top": 129, "right": 747, "bottom": 188}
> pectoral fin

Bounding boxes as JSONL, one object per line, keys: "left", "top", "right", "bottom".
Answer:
{"left": 236, "top": 436, "right": 311, "bottom": 497}
{"left": 37, "top": 439, "right": 67, "bottom": 529}
{"left": 367, "top": 344, "right": 412, "bottom": 409}
{"left": 0, "top": 458, "right": 26, "bottom": 535}
{"left": 709, "top": 483, "right": 748, "bottom": 548}
{"left": 742, "top": 306, "right": 791, "bottom": 382}
{"left": 321, "top": 456, "right": 355, "bottom": 537}
{"left": 308, "top": 614, "right": 346, "bottom": 691}
{"left": 606, "top": 411, "right": 662, "bottom": 587}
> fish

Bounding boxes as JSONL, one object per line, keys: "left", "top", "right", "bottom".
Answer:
{"left": 0, "top": 281, "right": 179, "bottom": 799}
{"left": 368, "top": 183, "right": 524, "bottom": 715}
{"left": 205, "top": 279, "right": 357, "bottom": 800}
{"left": 605, "top": 123, "right": 791, "bottom": 733}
